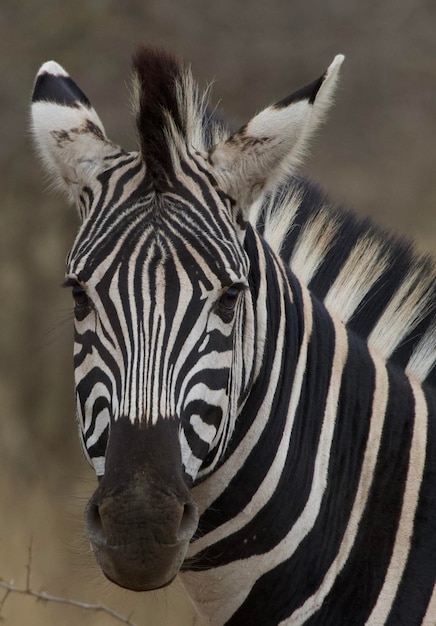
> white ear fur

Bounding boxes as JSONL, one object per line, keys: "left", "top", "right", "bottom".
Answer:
{"left": 209, "top": 54, "right": 344, "bottom": 213}
{"left": 31, "top": 61, "right": 114, "bottom": 203}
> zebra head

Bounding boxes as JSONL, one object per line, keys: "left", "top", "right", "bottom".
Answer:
{"left": 31, "top": 48, "right": 342, "bottom": 591}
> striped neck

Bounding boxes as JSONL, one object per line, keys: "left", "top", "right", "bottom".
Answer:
{"left": 183, "top": 228, "right": 431, "bottom": 625}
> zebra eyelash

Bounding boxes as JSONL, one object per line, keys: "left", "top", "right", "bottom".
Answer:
{"left": 61, "top": 276, "right": 83, "bottom": 289}
{"left": 61, "top": 277, "right": 93, "bottom": 318}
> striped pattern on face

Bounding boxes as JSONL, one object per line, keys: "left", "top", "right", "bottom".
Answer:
{"left": 68, "top": 153, "right": 251, "bottom": 478}
{"left": 31, "top": 47, "right": 342, "bottom": 483}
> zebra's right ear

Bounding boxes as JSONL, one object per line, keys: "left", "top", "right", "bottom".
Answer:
{"left": 209, "top": 55, "right": 344, "bottom": 217}
{"left": 31, "top": 61, "right": 114, "bottom": 203}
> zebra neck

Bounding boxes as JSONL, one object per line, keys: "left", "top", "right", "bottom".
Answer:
{"left": 183, "top": 242, "right": 433, "bottom": 625}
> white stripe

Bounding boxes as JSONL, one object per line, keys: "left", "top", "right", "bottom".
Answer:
{"left": 369, "top": 268, "right": 434, "bottom": 359}
{"left": 190, "top": 414, "right": 217, "bottom": 442}
{"left": 180, "top": 429, "right": 203, "bottom": 479}
{"left": 406, "top": 319, "right": 436, "bottom": 382}
{"left": 324, "top": 236, "right": 391, "bottom": 324}
{"left": 283, "top": 347, "right": 389, "bottom": 624}
{"left": 82, "top": 381, "right": 111, "bottom": 433}
{"left": 261, "top": 186, "right": 302, "bottom": 255}
{"left": 189, "top": 254, "right": 290, "bottom": 515}
{"left": 184, "top": 300, "right": 349, "bottom": 625}
{"left": 290, "top": 208, "right": 339, "bottom": 285}
{"left": 85, "top": 408, "right": 111, "bottom": 449}
{"left": 92, "top": 456, "right": 106, "bottom": 476}
{"left": 366, "top": 377, "right": 428, "bottom": 625}
{"left": 189, "top": 282, "right": 312, "bottom": 556}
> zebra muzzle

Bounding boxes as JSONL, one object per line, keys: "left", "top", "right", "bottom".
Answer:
{"left": 84, "top": 417, "right": 199, "bottom": 591}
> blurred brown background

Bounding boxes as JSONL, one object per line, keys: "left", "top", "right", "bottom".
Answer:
{"left": 1, "top": 1, "right": 435, "bottom": 624}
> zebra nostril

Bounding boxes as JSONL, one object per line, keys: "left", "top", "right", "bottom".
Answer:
{"left": 85, "top": 500, "right": 106, "bottom": 544}
{"left": 178, "top": 501, "right": 198, "bottom": 542}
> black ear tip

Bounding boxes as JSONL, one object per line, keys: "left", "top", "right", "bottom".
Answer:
{"left": 273, "top": 55, "right": 344, "bottom": 110}
{"left": 32, "top": 64, "right": 91, "bottom": 108}
{"left": 273, "top": 74, "right": 326, "bottom": 110}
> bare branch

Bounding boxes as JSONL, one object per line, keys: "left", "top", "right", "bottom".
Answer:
{"left": 0, "top": 540, "right": 138, "bottom": 624}
{"left": 0, "top": 580, "right": 139, "bottom": 626}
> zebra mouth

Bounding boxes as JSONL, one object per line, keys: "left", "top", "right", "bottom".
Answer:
{"left": 105, "top": 571, "right": 177, "bottom": 592}
{"left": 85, "top": 493, "right": 198, "bottom": 591}
{"left": 89, "top": 534, "right": 187, "bottom": 591}
{"left": 85, "top": 497, "right": 198, "bottom": 591}
{"left": 98, "top": 555, "right": 180, "bottom": 592}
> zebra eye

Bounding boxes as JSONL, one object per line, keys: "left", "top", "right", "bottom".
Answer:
{"left": 62, "top": 278, "right": 91, "bottom": 317}
{"left": 72, "top": 284, "right": 89, "bottom": 309}
{"left": 217, "top": 285, "right": 243, "bottom": 321}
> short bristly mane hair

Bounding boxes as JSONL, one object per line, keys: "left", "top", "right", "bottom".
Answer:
{"left": 131, "top": 46, "right": 227, "bottom": 190}
{"left": 130, "top": 47, "right": 436, "bottom": 384}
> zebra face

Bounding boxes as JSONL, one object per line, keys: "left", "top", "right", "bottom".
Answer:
{"left": 31, "top": 46, "right": 343, "bottom": 591}
{"left": 64, "top": 160, "right": 252, "bottom": 591}
{"left": 67, "top": 181, "right": 251, "bottom": 482}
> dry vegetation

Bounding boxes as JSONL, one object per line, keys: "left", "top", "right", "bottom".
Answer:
{"left": 1, "top": 1, "right": 435, "bottom": 624}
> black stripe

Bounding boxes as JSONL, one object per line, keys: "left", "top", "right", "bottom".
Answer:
{"left": 191, "top": 281, "right": 337, "bottom": 567}
{"left": 302, "top": 364, "right": 416, "bottom": 625}
{"left": 32, "top": 72, "right": 91, "bottom": 108}
{"left": 274, "top": 73, "right": 326, "bottom": 109}
{"left": 191, "top": 260, "right": 292, "bottom": 537}
{"left": 385, "top": 384, "right": 436, "bottom": 625}
{"left": 72, "top": 158, "right": 146, "bottom": 252}
{"left": 87, "top": 424, "right": 109, "bottom": 458}
{"left": 214, "top": 303, "right": 342, "bottom": 621}
{"left": 225, "top": 340, "right": 416, "bottom": 625}
{"left": 183, "top": 419, "right": 216, "bottom": 460}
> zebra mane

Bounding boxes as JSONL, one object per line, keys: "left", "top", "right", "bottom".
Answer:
{"left": 131, "top": 47, "right": 436, "bottom": 383}
{"left": 257, "top": 177, "right": 436, "bottom": 384}
{"left": 132, "top": 46, "right": 227, "bottom": 190}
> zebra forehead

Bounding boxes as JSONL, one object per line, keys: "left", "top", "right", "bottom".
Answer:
{"left": 68, "top": 209, "right": 248, "bottom": 289}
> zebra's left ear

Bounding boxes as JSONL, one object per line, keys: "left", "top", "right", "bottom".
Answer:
{"left": 209, "top": 55, "right": 344, "bottom": 216}
{"left": 31, "top": 61, "right": 116, "bottom": 204}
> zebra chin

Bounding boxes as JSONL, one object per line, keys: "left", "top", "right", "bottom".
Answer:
{"left": 84, "top": 417, "right": 199, "bottom": 591}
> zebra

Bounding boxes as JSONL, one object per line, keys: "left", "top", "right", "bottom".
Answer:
{"left": 30, "top": 46, "right": 436, "bottom": 625}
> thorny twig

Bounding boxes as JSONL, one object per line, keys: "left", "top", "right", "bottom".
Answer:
{"left": 0, "top": 581, "right": 139, "bottom": 625}
{"left": 0, "top": 542, "right": 138, "bottom": 625}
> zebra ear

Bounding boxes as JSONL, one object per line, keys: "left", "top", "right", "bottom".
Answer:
{"left": 31, "top": 61, "right": 114, "bottom": 203}
{"left": 209, "top": 54, "right": 344, "bottom": 215}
